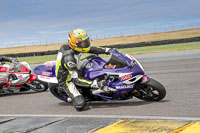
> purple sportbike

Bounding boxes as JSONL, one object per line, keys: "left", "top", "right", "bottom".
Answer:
{"left": 34, "top": 51, "right": 166, "bottom": 103}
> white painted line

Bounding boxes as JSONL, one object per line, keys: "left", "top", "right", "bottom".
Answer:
{"left": 0, "top": 114, "right": 200, "bottom": 121}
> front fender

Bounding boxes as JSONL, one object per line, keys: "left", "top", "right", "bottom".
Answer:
{"left": 140, "top": 75, "right": 150, "bottom": 84}
{"left": 27, "top": 74, "right": 37, "bottom": 83}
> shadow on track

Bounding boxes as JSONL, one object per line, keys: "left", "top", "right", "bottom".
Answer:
{"left": 0, "top": 90, "right": 49, "bottom": 97}
{"left": 58, "top": 100, "right": 169, "bottom": 111}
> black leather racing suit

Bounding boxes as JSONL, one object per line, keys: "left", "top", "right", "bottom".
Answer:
{"left": 0, "top": 56, "right": 13, "bottom": 62}
{"left": 56, "top": 45, "right": 109, "bottom": 110}
{"left": 0, "top": 56, "right": 14, "bottom": 89}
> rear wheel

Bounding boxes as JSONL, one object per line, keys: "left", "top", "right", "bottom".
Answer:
{"left": 134, "top": 78, "right": 166, "bottom": 101}
{"left": 49, "top": 83, "right": 69, "bottom": 102}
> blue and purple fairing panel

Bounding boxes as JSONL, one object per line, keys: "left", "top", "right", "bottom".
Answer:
{"left": 34, "top": 65, "right": 56, "bottom": 77}
{"left": 83, "top": 57, "right": 107, "bottom": 80}
{"left": 83, "top": 51, "right": 145, "bottom": 99}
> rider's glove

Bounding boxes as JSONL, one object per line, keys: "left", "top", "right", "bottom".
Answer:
{"left": 105, "top": 48, "right": 118, "bottom": 54}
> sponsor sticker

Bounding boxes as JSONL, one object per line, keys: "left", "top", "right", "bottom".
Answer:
{"left": 18, "top": 75, "right": 23, "bottom": 79}
{"left": 82, "top": 34, "right": 88, "bottom": 38}
{"left": 116, "top": 85, "right": 133, "bottom": 89}
{"left": 105, "top": 63, "right": 116, "bottom": 69}
{"left": 120, "top": 74, "right": 132, "bottom": 81}
{"left": 39, "top": 76, "right": 50, "bottom": 80}
{"left": 42, "top": 72, "right": 51, "bottom": 76}
{"left": 0, "top": 67, "right": 7, "bottom": 72}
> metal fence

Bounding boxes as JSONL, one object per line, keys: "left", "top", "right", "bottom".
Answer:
{"left": 89, "top": 23, "right": 200, "bottom": 40}
{"left": 1, "top": 22, "right": 200, "bottom": 48}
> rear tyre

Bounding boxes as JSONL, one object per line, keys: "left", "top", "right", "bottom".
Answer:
{"left": 49, "top": 83, "right": 69, "bottom": 102}
{"left": 134, "top": 78, "right": 166, "bottom": 101}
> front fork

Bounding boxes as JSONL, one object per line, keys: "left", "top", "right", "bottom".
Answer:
{"left": 25, "top": 74, "right": 38, "bottom": 89}
{"left": 132, "top": 75, "right": 150, "bottom": 96}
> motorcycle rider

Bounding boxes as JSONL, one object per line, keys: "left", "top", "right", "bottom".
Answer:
{"left": 0, "top": 56, "right": 16, "bottom": 89}
{"left": 56, "top": 28, "right": 114, "bottom": 111}
{"left": 0, "top": 56, "right": 14, "bottom": 63}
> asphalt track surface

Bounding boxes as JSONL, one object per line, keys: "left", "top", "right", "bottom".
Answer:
{"left": 0, "top": 49, "right": 200, "bottom": 133}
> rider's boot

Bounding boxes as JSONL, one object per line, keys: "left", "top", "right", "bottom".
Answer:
{"left": 60, "top": 82, "right": 86, "bottom": 111}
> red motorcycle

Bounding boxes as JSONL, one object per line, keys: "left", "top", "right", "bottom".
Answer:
{"left": 0, "top": 61, "right": 48, "bottom": 95}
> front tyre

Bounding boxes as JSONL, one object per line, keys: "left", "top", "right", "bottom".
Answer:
{"left": 31, "top": 79, "right": 48, "bottom": 92}
{"left": 134, "top": 78, "right": 166, "bottom": 101}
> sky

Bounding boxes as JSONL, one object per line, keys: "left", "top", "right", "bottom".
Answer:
{"left": 0, "top": 0, "right": 200, "bottom": 48}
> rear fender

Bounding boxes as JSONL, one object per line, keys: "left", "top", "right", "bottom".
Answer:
{"left": 37, "top": 75, "right": 58, "bottom": 83}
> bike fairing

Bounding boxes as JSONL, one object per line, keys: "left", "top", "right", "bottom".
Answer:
{"left": 82, "top": 51, "right": 145, "bottom": 99}
{"left": 0, "top": 61, "right": 48, "bottom": 94}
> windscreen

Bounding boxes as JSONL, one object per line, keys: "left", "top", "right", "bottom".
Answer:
{"left": 9, "top": 62, "right": 22, "bottom": 72}
{"left": 103, "top": 54, "right": 128, "bottom": 69}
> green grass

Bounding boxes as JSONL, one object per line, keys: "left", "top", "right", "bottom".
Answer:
{"left": 18, "top": 54, "right": 57, "bottom": 64}
{"left": 118, "top": 41, "right": 200, "bottom": 55}
{"left": 17, "top": 42, "right": 200, "bottom": 64}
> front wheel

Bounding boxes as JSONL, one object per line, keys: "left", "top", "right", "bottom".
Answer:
{"left": 134, "top": 78, "right": 166, "bottom": 101}
{"left": 30, "top": 79, "right": 48, "bottom": 92}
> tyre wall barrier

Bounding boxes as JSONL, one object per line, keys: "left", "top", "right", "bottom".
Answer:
{"left": 102, "top": 36, "right": 200, "bottom": 48}
{"left": 1, "top": 36, "right": 200, "bottom": 58}
{"left": 1, "top": 50, "right": 58, "bottom": 58}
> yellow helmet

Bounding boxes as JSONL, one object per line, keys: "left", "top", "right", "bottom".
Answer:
{"left": 68, "top": 28, "right": 91, "bottom": 52}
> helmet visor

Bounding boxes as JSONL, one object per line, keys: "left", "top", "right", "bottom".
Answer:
{"left": 77, "top": 38, "right": 90, "bottom": 48}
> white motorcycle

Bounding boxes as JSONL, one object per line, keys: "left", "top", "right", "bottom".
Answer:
{"left": 0, "top": 61, "right": 48, "bottom": 95}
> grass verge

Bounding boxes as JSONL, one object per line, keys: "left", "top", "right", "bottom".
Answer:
{"left": 1, "top": 28, "right": 200, "bottom": 55}
{"left": 118, "top": 41, "right": 200, "bottom": 55}
{"left": 17, "top": 42, "right": 200, "bottom": 64}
